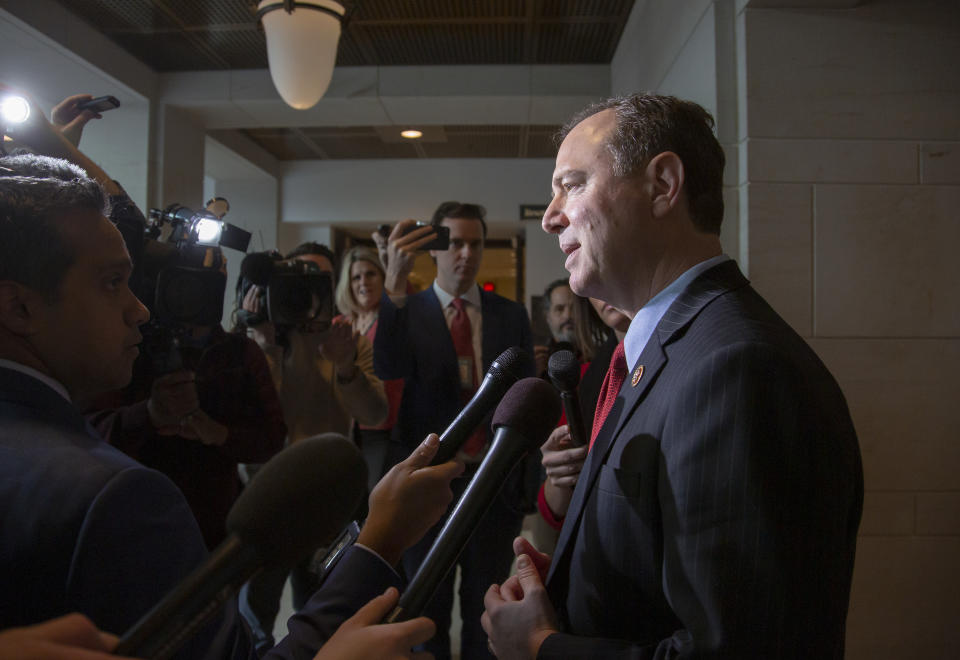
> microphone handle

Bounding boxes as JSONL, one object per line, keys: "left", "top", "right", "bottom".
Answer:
{"left": 387, "top": 426, "right": 526, "bottom": 622}
{"left": 561, "top": 391, "right": 587, "bottom": 447}
{"left": 114, "top": 536, "right": 260, "bottom": 659}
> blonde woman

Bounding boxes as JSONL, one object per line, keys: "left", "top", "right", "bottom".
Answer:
{"left": 335, "top": 246, "right": 404, "bottom": 490}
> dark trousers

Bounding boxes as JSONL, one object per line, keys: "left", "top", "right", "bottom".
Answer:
{"left": 401, "top": 465, "right": 525, "bottom": 660}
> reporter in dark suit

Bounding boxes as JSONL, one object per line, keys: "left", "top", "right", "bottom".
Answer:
{"left": 482, "top": 94, "right": 863, "bottom": 659}
{"left": 375, "top": 202, "right": 535, "bottom": 660}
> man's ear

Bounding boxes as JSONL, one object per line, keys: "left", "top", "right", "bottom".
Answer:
{"left": 647, "top": 151, "right": 685, "bottom": 219}
{"left": 0, "top": 281, "right": 45, "bottom": 336}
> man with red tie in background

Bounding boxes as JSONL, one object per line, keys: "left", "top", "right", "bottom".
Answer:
{"left": 375, "top": 201, "right": 535, "bottom": 660}
{"left": 482, "top": 94, "right": 863, "bottom": 659}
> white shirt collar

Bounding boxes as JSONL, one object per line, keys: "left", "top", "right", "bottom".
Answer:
{"left": 0, "top": 359, "right": 72, "bottom": 403}
{"left": 433, "top": 280, "right": 481, "bottom": 309}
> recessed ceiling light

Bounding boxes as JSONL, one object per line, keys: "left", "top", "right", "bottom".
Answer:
{"left": 400, "top": 129, "right": 423, "bottom": 139}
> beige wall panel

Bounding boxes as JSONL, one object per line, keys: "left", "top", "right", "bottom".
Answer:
{"left": 859, "top": 492, "right": 915, "bottom": 536}
{"left": 916, "top": 493, "right": 960, "bottom": 535}
{"left": 745, "top": 183, "right": 812, "bottom": 335}
{"left": 846, "top": 536, "right": 960, "bottom": 660}
{"left": 921, "top": 142, "right": 960, "bottom": 185}
{"left": 748, "top": 138, "right": 919, "bottom": 184}
{"left": 814, "top": 184, "right": 960, "bottom": 337}
{"left": 744, "top": 4, "right": 960, "bottom": 140}
{"left": 809, "top": 338, "right": 960, "bottom": 491}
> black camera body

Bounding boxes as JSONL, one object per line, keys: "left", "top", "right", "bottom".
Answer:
{"left": 238, "top": 251, "right": 334, "bottom": 331}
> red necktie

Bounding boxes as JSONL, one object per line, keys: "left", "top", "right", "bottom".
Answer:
{"left": 450, "top": 298, "right": 484, "bottom": 456}
{"left": 589, "top": 341, "right": 628, "bottom": 450}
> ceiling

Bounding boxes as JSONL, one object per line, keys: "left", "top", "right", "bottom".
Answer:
{"left": 50, "top": 0, "right": 635, "bottom": 160}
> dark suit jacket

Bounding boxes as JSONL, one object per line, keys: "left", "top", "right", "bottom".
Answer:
{"left": 541, "top": 261, "right": 863, "bottom": 659}
{"left": 0, "top": 367, "right": 400, "bottom": 660}
{"left": 0, "top": 367, "right": 225, "bottom": 658}
{"left": 375, "top": 285, "right": 535, "bottom": 449}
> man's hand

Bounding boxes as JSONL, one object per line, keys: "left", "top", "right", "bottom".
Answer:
{"left": 312, "top": 587, "right": 434, "bottom": 660}
{"left": 318, "top": 316, "right": 359, "bottom": 379}
{"left": 49, "top": 94, "right": 100, "bottom": 148}
{"left": 533, "top": 344, "right": 550, "bottom": 377}
{"left": 541, "top": 425, "right": 587, "bottom": 520}
{"left": 481, "top": 539, "right": 559, "bottom": 660}
{"left": 0, "top": 613, "right": 140, "bottom": 660}
{"left": 147, "top": 370, "right": 199, "bottom": 431}
{"left": 383, "top": 220, "right": 437, "bottom": 295}
{"left": 358, "top": 434, "right": 464, "bottom": 566}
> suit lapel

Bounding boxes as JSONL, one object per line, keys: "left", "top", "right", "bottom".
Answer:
{"left": 547, "top": 260, "right": 750, "bottom": 585}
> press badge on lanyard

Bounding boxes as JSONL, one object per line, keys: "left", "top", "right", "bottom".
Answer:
{"left": 458, "top": 357, "right": 475, "bottom": 390}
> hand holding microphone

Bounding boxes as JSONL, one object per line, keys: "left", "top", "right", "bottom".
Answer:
{"left": 386, "top": 377, "right": 561, "bottom": 623}
{"left": 358, "top": 434, "right": 465, "bottom": 567}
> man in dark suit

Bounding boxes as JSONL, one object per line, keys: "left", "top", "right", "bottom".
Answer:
{"left": 375, "top": 202, "right": 535, "bottom": 659}
{"left": 0, "top": 153, "right": 457, "bottom": 659}
{"left": 482, "top": 94, "right": 863, "bottom": 658}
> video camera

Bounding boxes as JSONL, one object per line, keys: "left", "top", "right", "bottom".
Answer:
{"left": 236, "top": 251, "right": 334, "bottom": 332}
{"left": 125, "top": 200, "right": 251, "bottom": 372}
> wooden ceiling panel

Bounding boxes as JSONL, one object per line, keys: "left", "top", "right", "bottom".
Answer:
{"left": 51, "top": 0, "right": 629, "bottom": 159}
{"left": 54, "top": 0, "right": 634, "bottom": 68}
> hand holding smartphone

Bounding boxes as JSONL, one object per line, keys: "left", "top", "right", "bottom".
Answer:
{"left": 378, "top": 222, "right": 451, "bottom": 251}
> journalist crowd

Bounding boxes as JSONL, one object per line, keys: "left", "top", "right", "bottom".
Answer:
{"left": 1, "top": 81, "right": 862, "bottom": 660}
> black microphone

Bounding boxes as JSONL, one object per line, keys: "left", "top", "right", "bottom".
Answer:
{"left": 386, "top": 377, "right": 561, "bottom": 623}
{"left": 548, "top": 349, "right": 587, "bottom": 448}
{"left": 114, "top": 434, "right": 366, "bottom": 660}
{"left": 430, "top": 346, "right": 534, "bottom": 465}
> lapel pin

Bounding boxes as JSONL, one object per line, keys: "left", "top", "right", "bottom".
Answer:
{"left": 631, "top": 365, "right": 644, "bottom": 386}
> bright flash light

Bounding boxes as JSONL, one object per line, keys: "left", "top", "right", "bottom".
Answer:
{"left": 193, "top": 216, "right": 224, "bottom": 246}
{"left": 1, "top": 96, "right": 31, "bottom": 124}
{"left": 400, "top": 129, "right": 423, "bottom": 139}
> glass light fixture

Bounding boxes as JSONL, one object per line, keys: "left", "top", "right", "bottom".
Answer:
{"left": 257, "top": 0, "right": 345, "bottom": 110}
{"left": 400, "top": 129, "right": 423, "bottom": 139}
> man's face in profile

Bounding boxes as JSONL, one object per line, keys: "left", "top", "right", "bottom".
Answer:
{"left": 26, "top": 210, "right": 149, "bottom": 401}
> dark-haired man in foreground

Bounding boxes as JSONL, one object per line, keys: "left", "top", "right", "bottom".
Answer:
{"left": 0, "top": 154, "right": 458, "bottom": 659}
{"left": 482, "top": 94, "right": 863, "bottom": 658}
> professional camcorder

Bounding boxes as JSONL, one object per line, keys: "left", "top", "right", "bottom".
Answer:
{"left": 126, "top": 200, "right": 251, "bottom": 372}
{"left": 236, "top": 251, "right": 334, "bottom": 331}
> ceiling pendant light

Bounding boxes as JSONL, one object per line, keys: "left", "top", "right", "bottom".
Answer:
{"left": 257, "top": 0, "right": 345, "bottom": 110}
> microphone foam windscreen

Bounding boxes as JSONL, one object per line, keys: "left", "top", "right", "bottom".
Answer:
{"left": 490, "top": 346, "right": 534, "bottom": 380}
{"left": 547, "top": 349, "right": 581, "bottom": 392}
{"left": 226, "top": 434, "right": 366, "bottom": 568}
{"left": 491, "top": 377, "right": 562, "bottom": 450}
